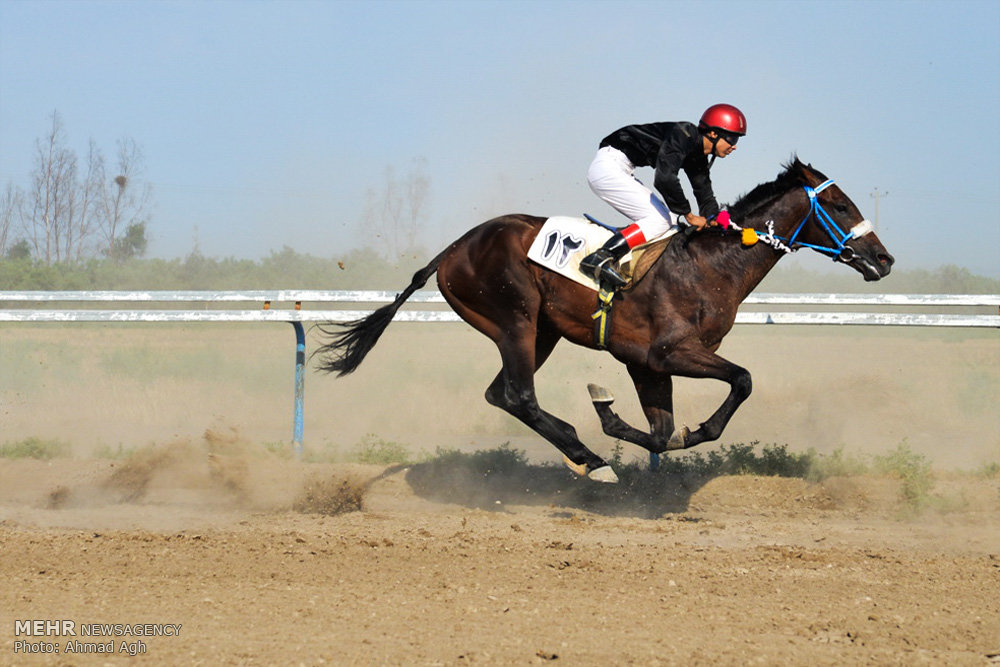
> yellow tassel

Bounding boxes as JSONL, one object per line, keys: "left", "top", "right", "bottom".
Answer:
{"left": 742, "top": 228, "right": 759, "bottom": 246}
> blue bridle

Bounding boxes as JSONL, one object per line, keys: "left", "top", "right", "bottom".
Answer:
{"left": 767, "top": 179, "right": 873, "bottom": 261}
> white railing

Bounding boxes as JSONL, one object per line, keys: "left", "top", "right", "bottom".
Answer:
{"left": 0, "top": 291, "right": 997, "bottom": 327}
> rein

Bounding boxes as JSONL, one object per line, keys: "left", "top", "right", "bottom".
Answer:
{"left": 750, "top": 179, "right": 874, "bottom": 262}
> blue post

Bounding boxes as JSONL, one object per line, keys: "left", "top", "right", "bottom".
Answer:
{"left": 649, "top": 451, "right": 660, "bottom": 472}
{"left": 291, "top": 321, "right": 305, "bottom": 459}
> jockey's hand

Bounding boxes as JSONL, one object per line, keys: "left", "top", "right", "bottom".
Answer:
{"left": 684, "top": 214, "right": 709, "bottom": 230}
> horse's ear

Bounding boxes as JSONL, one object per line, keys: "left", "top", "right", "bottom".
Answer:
{"left": 784, "top": 154, "right": 807, "bottom": 181}
{"left": 791, "top": 157, "right": 821, "bottom": 185}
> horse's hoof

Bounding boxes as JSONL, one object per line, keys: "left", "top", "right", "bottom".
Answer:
{"left": 562, "top": 456, "right": 588, "bottom": 477}
{"left": 667, "top": 426, "right": 690, "bottom": 450}
{"left": 587, "top": 384, "right": 614, "bottom": 404}
{"left": 588, "top": 465, "right": 619, "bottom": 484}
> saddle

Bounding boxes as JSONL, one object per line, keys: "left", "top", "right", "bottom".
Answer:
{"left": 524, "top": 215, "right": 678, "bottom": 350}
{"left": 619, "top": 237, "right": 672, "bottom": 289}
{"left": 527, "top": 215, "right": 677, "bottom": 292}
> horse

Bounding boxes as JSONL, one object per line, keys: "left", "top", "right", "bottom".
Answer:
{"left": 315, "top": 158, "right": 894, "bottom": 483}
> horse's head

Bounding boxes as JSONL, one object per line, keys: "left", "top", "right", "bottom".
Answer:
{"left": 793, "top": 162, "right": 895, "bottom": 281}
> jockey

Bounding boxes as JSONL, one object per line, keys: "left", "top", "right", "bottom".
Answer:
{"left": 579, "top": 104, "right": 747, "bottom": 288}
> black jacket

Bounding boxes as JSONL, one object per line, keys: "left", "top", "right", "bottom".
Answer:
{"left": 599, "top": 121, "right": 719, "bottom": 218}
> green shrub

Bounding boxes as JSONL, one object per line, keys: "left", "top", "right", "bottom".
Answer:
{"left": 467, "top": 442, "right": 529, "bottom": 475}
{"left": 0, "top": 437, "right": 69, "bottom": 459}
{"left": 351, "top": 434, "right": 411, "bottom": 465}
{"left": 653, "top": 442, "right": 813, "bottom": 479}
{"left": 424, "top": 442, "right": 529, "bottom": 477}
{"left": 873, "top": 442, "right": 933, "bottom": 509}
{"left": 807, "top": 447, "right": 870, "bottom": 481}
{"left": 1, "top": 251, "right": 995, "bottom": 292}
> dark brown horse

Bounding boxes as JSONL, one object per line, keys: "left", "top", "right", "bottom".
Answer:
{"left": 316, "top": 159, "right": 894, "bottom": 483}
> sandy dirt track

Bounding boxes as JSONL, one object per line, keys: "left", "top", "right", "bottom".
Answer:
{"left": 1, "top": 321, "right": 998, "bottom": 664}
{"left": 2, "top": 448, "right": 999, "bottom": 666}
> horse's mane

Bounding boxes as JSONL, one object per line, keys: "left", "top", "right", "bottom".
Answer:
{"left": 726, "top": 156, "right": 827, "bottom": 222}
{"left": 652, "top": 156, "right": 834, "bottom": 291}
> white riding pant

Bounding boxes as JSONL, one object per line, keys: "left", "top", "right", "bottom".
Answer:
{"left": 587, "top": 146, "right": 683, "bottom": 242}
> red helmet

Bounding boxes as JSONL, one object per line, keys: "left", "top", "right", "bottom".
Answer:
{"left": 699, "top": 104, "right": 747, "bottom": 136}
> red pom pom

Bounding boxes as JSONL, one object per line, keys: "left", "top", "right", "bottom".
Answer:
{"left": 717, "top": 210, "right": 731, "bottom": 230}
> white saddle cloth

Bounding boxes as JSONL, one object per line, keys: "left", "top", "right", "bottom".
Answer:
{"left": 527, "top": 216, "right": 677, "bottom": 291}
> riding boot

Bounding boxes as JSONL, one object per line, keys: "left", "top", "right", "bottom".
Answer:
{"left": 579, "top": 230, "right": 632, "bottom": 288}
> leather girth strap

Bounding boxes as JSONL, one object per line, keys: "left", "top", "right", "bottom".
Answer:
{"left": 588, "top": 232, "right": 676, "bottom": 350}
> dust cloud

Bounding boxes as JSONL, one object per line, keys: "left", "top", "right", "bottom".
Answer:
{"left": 0, "top": 322, "right": 997, "bottom": 469}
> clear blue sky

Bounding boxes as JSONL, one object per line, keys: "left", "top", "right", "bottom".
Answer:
{"left": 2, "top": 0, "right": 998, "bottom": 277}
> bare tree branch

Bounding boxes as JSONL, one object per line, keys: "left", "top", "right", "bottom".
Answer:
{"left": 0, "top": 182, "right": 22, "bottom": 254}
{"left": 27, "top": 112, "right": 79, "bottom": 263}
{"left": 100, "top": 137, "right": 150, "bottom": 258}
{"left": 361, "top": 159, "right": 431, "bottom": 259}
{"left": 72, "top": 139, "right": 106, "bottom": 261}
{"left": 7, "top": 112, "right": 152, "bottom": 264}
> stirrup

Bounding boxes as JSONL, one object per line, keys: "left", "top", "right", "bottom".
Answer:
{"left": 597, "top": 263, "right": 627, "bottom": 289}
{"left": 581, "top": 252, "right": 625, "bottom": 288}
{"left": 579, "top": 250, "right": 608, "bottom": 276}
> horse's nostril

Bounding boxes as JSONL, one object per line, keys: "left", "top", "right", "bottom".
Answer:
{"left": 879, "top": 253, "right": 895, "bottom": 267}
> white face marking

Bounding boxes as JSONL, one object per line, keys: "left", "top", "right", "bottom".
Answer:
{"left": 850, "top": 219, "right": 875, "bottom": 238}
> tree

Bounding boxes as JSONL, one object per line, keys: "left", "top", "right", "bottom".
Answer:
{"left": 72, "top": 139, "right": 106, "bottom": 261}
{"left": 107, "top": 221, "right": 148, "bottom": 261}
{"left": 0, "top": 182, "right": 22, "bottom": 256}
{"left": 25, "top": 112, "right": 78, "bottom": 263}
{"left": 6, "top": 111, "right": 152, "bottom": 265}
{"left": 99, "top": 138, "right": 151, "bottom": 259}
{"left": 360, "top": 158, "right": 430, "bottom": 259}
{"left": 4, "top": 239, "right": 31, "bottom": 261}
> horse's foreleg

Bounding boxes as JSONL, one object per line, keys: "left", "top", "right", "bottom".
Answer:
{"left": 655, "top": 345, "right": 752, "bottom": 450}
{"left": 485, "top": 332, "right": 618, "bottom": 482}
{"left": 587, "top": 364, "right": 675, "bottom": 454}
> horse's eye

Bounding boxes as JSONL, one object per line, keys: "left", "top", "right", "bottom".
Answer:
{"left": 834, "top": 204, "right": 849, "bottom": 214}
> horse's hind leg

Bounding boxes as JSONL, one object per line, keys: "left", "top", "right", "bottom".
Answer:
{"left": 485, "top": 326, "right": 618, "bottom": 483}
{"left": 588, "top": 364, "right": 675, "bottom": 454}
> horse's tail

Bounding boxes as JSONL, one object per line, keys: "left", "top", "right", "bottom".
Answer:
{"left": 313, "top": 248, "right": 449, "bottom": 376}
